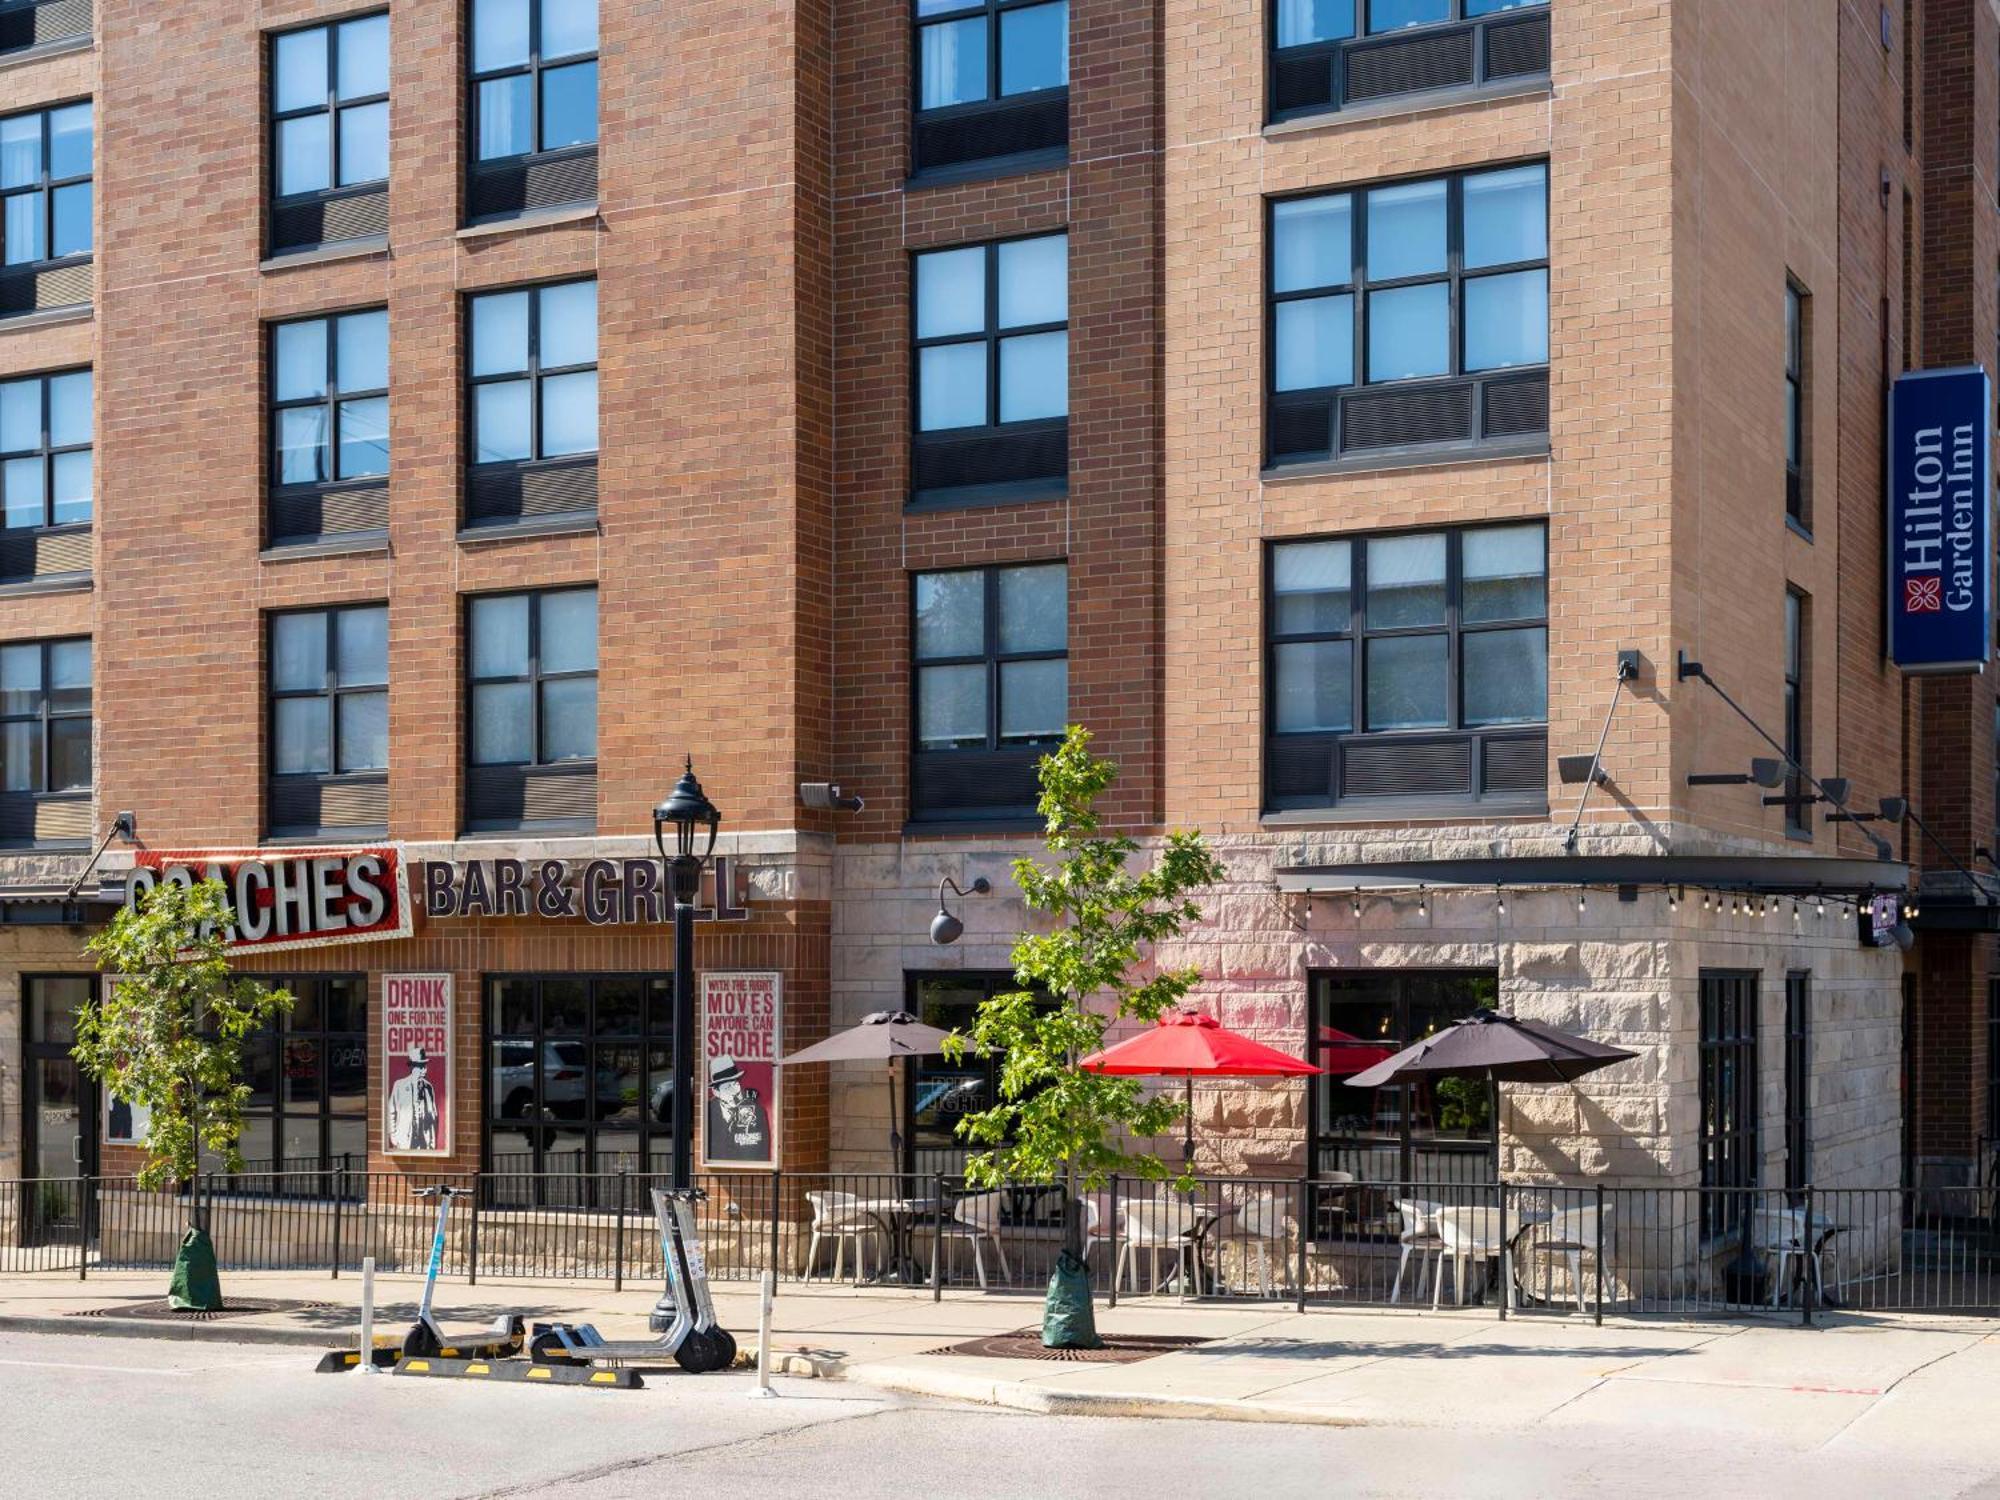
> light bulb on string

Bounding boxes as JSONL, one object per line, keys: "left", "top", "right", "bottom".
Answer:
{"left": 1792, "top": 899, "right": 1801, "bottom": 927}
{"left": 1495, "top": 886, "right": 1507, "bottom": 917}
{"left": 1815, "top": 892, "right": 1826, "bottom": 918}
{"left": 1577, "top": 889, "right": 1588, "bottom": 914}
{"left": 1418, "top": 886, "right": 1429, "bottom": 918}
{"left": 1351, "top": 892, "right": 1361, "bottom": 919}
{"left": 1667, "top": 886, "right": 1680, "bottom": 914}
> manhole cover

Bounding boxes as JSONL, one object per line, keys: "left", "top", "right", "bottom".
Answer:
{"left": 73, "top": 1298, "right": 333, "bottom": 1323}
{"left": 924, "top": 1330, "right": 1209, "bottom": 1364}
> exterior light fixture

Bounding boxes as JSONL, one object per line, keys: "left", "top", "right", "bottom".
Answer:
{"left": 1495, "top": 887, "right": 1507, "bottom": 916}
{"left": 929, "top": 876, "right": 991, "bottom": 946}
{"left": 1417, "top": 886, "right": 1428, "bottom": 917}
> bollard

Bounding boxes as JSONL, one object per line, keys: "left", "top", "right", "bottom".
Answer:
{"left": 748, "top": 1270, "right": 778, "bottom": 1398}
{"left": 355, "top": 1256, "right": 380, "bottom": 1376}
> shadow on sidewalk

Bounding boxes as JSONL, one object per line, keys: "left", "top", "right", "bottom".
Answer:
{"left": 1183, "top": 1336, "right": 1693, "bottom": 1362}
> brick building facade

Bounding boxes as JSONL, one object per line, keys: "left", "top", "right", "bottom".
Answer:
{"left": 0, "top": 1, "right": 1994, "bottom": 1242}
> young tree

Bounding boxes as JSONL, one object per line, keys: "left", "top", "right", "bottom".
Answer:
{"left": 946, "top": 725, "right": 1226, "bottom": 1346}
{"left": 73, "top": 877, "right": 293, "bottom": 1308}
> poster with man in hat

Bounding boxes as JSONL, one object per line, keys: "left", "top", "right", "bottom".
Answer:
{"left": 383, "top": 973, "right": 450, "bottom": 1156}
{"left": 700, "top": 972, "right": 781, "bottom": 1168}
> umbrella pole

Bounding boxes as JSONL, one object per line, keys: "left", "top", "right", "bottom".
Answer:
{"left": 1489, "top": 1073, "right": 1501, "bottom": 1183}
{"left": 887, "top": 1061, "right": 900, "bottom": 1175}
{"left": 1184, "top": 1076, "right": 1195, "bottom": 1175}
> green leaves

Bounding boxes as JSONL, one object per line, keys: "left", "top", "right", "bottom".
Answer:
{"left": 74, "top": 879, "right": 294, "bottom": 1192}
{"left": 948, "top": 725, "right": 1226, "bottom": 1194}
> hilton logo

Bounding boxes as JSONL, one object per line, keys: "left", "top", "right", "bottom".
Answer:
{"left": 1905, "top": 576, "right": 1943, "bottom": 613}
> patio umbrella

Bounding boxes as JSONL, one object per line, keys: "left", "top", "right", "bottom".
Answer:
{"left": 779, "top": 1010, "right": 957, "bottom": 1166}
{"left": 1080, "top": 1012, "right": 1321, "bottom": 1170}
{"left": 1343, "top": 1011, "right": 1637, "bottom": 1177}
{"left": 1317, "top": 1026, "right": 1397, "bottom": 1076}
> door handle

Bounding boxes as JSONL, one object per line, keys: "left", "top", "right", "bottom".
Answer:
{"left": 72, "top": 1135, "right": 83, "bottom": 1166}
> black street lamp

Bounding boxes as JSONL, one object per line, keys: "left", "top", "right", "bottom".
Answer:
{"left": 654, "top": 758, "right": 721, "bottom": 1194}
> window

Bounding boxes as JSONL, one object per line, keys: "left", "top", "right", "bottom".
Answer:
{"left": 0, "top": 101, "right": 91, "bottom": 317}
{"left": 1785, "top": 280, "right": 1808, "bottom": 523}
{"left": 0, "top": 636, "right": 89, "bottom": 847}
{"left": 911, "top": 562, "right": 1066, "bottom": 822}
{"left": 202, "top": 976, "right": 367, "bottom": 1195}
{"left": 913, "top": 0, "right": 1069, "bottom": 176}
{"left": 485, "top": 974, "right": 673, "bottom": 1206}
{"left": 269, "top": 309, "right": 389, "bottom": 544}
{"left": 465, "top": 279, "right": 598, "bottom": 525}
{"left": 1987, "top": 978, "right": 2000, "bottom": 1148}
{"left": 0, "top": 367, "right": 90, "bottom": 537}
{"left": 1268, "top": 163, "right": 1549, "bottom": 465}
{"left": 1699, "top": 970, "right": 1759, "bottom": 1239}
{"left": 1783, "top": 590, "right": 1808, "bottom": 836}
{"left": 912, "top": 234, "right": 1067, "bottom": 500}
{"left": 467, "top": 0, "right": 598, "bottom": 220}
{"left": 1311, "top": 970, "right": 1496, "bottom": 1186}
{"left": 0, "top": 1, "right": 94, "bottom": 60}
{"left": 1784, "top": 971, "right": 1810, "bottom": 1194}
{"left": 906, "top": 972, "right": 1017, "bottom": 1175}
{"left": 268, "top": 605, "right": 389, "bottom": 837}
{"left": 269, "top": 14, "right": 390, "bottom": 254}
{"left": 466, "top": 587, "right": 597, "bottom": 830}
{"left": 1266, "top": 523, "right": 1547, "bottom": 810}
{"left": 1269, "top": 1, "right": 1550, "bottom": 125}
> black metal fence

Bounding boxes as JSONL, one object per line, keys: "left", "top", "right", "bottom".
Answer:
{"left": 6, "top": 1170, "right": 1999, "bottom": 1321}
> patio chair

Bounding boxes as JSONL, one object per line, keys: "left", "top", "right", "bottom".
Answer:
{"left": 935, "top": 1189, "right": 1012, "bottom": 1290}
{"left": 1752, "top": 1205, "right": 1838, "bottom": 1307}
{"left": 803, "top": 1190, "right": 882, "bottom": 1284}
{"left": 1232, "top": 1193, "right": 1295, "bottom": 1297}
{"left": 1521, "top": 1202, "right": 1613, "bottom": 1312}
{"left": 1116, "top": 1196, "right": 1203, "bottom": 1295}
{"left": 1432, "top": 1205, "right": 1525, "bottom": 1310}
{"left": 1081, "top": 1192, "right": 1113, "bottom": 1269}
{"left": 1391, "top": 1198, "right": 1444, "bottom": 1304}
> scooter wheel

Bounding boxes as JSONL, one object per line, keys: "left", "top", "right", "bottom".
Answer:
{"left": 530, "top": 1330, "right": 582, "bottom": 1366}
{"left": 711, "top": 1329, "right": 738, "bottom": 1368}
{"left": 401, "top": 1324, "right": 441, "bottom": 1359}
{"left": 674, "top": 1327, "right": 727, "bottom": 1374}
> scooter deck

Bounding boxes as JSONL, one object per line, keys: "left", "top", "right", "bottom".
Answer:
{"left": 533, "top": 1321, "right": 683, "bottom": 1364}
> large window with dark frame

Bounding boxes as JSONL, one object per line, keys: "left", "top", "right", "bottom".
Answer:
{"left": 1267, "top": 162, "right": 1549, "bottom": 467}
{"left": 1311, "top": 970, "right": 1496, "bottom": 1187}
{"left": 1266, "top": 523, "right": 1547, "bottom": 812}
{"left": 911, "top": 561, "right": 1066, "bottom": 824}
{"left": 912, "top": 233, "right": 1067, "bottom": 503}
{"left": 465, "top": 278, "right": 598, "bottom": 526}
{"left": 1783, "top": 590, "right": 1808, "bottom": 837}
{"left": 905, "top": 971, "right": 1014, "bottom": 1176}
{"left": 913, "top": 0, "right": 1068, "bottom": 177}
{"left": 268, "top": 308, "right": 389, "bottom": 545}
{"left": 0, "top": 1, "right": 95, "bottom": 61}
{"left": 1784, "top": 970, "right": 1810, "bottom": 1194}
{"left": 269, "top": 13, "right": 389, "bottom": 255}
{"left": 1269, "top": 1, "right": 1551, "bottom": 124}
{"left": 0, "top": 366, "right": 89, "bottom": 586}
{"left": 467, "top": 0, "right": 598, "bottom": 222}
{"left": 1699, "top": 970, "right": 1759, "bottom": 1239}
{"left": 0, "top": 101, "right": 91, "bottom": 319}
{"left": 198, "top": 975, "right": 368, "bottom": 1197}
{"left": 484, "top": 973, "right": 673, "bottom": 1207}
{"left": 267, "top": 604, "right": 389, "bottom": 839}
{"left": 1785, "top": 279, "right": 1808, "bottom": 524}
{"left": 0, "top": 636, "right": 88, "bottom": 848}
{"left": 466, "top": 586, "right": 597, "bottom": 832}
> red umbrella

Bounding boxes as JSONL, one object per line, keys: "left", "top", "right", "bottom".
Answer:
{"left": 1317, "top": 1026, "right": 1396, "bottom": 1075}
{"left": 1080, "top": 1012, "right": 1321, "bottom": 1169}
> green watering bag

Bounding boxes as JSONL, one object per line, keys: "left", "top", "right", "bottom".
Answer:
{"left": 1042, "top": 1250, "right": 1103, "bottom": 1350}
{"left": 168, "top": 1227, "right": 223, "bottom": 1312}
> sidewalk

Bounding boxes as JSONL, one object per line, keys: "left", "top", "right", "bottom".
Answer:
{"left": 3, "top": 1268, "right": 1996, "bottom": 1448}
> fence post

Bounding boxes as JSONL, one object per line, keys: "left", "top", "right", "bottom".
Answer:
{"left": 769, "top": 1168, "right": 783, "bottom": 1284}
{"left": 1801, "top": 1185, "right": 1815, "bottom": 1328}
{"left": 1497, "top": 1178, "right": 1509, "bottom": 1322}
{"left": 78, "top": 1176, "right": 92, "bottom": 1281}
{"left": 614, "top": 1169, "right": 630, "bottom": 1292}
{"left": 930, "top": 1173, "right": 944, "bottom": 1303}
{"left": 1295, "top": 1176, "right": 1309, "bottom": 1314}
{"left": 1594, "top": 1183, "right": 1605, "bottom": 1327}
{"left": 330, "top": 1165, "right": 345, "bottom": 1281}
{"left": 1106, "top": 1175, "right": 1121, "bottom": 1308}
{"left": 467, "top": 1173, "right": 481, "bottom": 1287}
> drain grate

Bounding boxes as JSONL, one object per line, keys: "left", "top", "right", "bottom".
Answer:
{"left": 73, "top": 1298, "right": 333, "bottom": 1323}
{"left": 923, "top": 1329, "right": 1209, "bottom": 1364}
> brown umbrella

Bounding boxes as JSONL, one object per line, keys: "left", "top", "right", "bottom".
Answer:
{"left": 1344, "top": 1011, "right": 1637, "bottom": 1178}
{"left": 780, "top": 1010, "right": 958, "bottom": 1166}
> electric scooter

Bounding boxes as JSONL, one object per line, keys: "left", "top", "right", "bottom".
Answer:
{"left": 531, "top": 1187, "right": 736, "bottom": 1373}
{"left": 400, "top": 1185, "right": 527, "bottom": 1359}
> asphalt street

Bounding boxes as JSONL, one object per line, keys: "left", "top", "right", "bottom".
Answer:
{"left": 2, "top": 1330, "right": 1998, "bottom": 1499}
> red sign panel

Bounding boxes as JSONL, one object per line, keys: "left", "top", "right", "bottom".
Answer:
{"left": 383, "top": 973, "right": 450, "bottom": 1156}
{"left": 125, "top": 847, "right": 412, "bottom": 953}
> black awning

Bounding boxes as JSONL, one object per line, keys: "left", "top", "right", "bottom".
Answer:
{"left": 1275, "top": 853, "right": 1908, "bottom": 897}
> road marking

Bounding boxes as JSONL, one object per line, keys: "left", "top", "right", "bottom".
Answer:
{"left": 0, "top": 1356, "right": 200, "bottom": 1377}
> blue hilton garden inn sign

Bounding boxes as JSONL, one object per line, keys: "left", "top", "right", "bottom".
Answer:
{"left": 1888, "top": 366, "right": 1993, "bottom": 675}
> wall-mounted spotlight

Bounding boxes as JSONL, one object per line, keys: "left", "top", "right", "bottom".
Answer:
{"left": 929, "top": 876, "right": 991, "bottom": 946}
{"left": 799, "top": 782, "right": 865, "bottom": 813}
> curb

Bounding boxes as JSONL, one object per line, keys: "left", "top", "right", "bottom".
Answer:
{"left": 841, "top": 1360, "right": 1366, "bottom": 1427}
{"left": 0, "top": 1311, "right": 345, "bottom": 1348}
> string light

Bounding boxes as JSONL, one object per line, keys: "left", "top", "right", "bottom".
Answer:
{"left": 1577, "top": 890, "right": 1588, "bottom": 914}
{"left": 1351, "top": 892, "right": 1362, "bottom": 919}
{"left": 1815, "top": 892, "right": 1826, "bottom": 918}
{"left": 1667, "top": 887, "right": 1680, "bottom": 914}
{"left": 1417, "top": 886, "right": 1429, "bottom": 918}
{"left": 1792, "top": 899, "right": 1801, "bottom": 927}
{"left": 1495, "top": 886, "right": 1508, "bottom": 917}
{"left": 1702, "top": 891, "right": 1712, "bottom": 913}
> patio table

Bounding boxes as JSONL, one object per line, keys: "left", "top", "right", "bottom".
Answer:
{"left": 852, "top": 1196, "right": 938, "bottom": 1285}
{"left": 1432, "top": 1204, "right": 1548, "bottom": 1309}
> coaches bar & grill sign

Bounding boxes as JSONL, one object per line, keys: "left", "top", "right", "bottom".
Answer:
{"left": 122, "top": 848, "right": 749, "bottom": 950}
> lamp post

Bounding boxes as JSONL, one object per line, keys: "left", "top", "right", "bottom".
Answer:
{"left": 654, "top": 759, "right": 721, "bottom": 1193}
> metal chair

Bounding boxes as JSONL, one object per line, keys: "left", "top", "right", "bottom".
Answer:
{"left": 1392, "top": 1198, "right": 1445, "bottom": 1304}
{"left": 1116, "top": 1196, "right": 1203, "bottom": 1294}
{"left": 803, "top": 1190, "right": 881, "bottom": 1283}
{"left": 935, "top": 1189, "right": 1012, "bottom": 1289}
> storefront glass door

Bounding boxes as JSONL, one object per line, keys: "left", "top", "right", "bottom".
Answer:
{"left": 23, "top": 976, "right": 97, "bottom": 1244}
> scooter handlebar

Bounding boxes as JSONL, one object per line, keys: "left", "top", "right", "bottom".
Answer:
{"left": 413, "top": 1185, "right": 472, "bottom": 1199}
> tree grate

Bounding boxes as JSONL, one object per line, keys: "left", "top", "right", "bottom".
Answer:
{"left": 72, "top": 1298, "right": 333, "bottom": 1323}
{"left": 923, "top": 1330, "right": 1209, "bottom": 1364}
